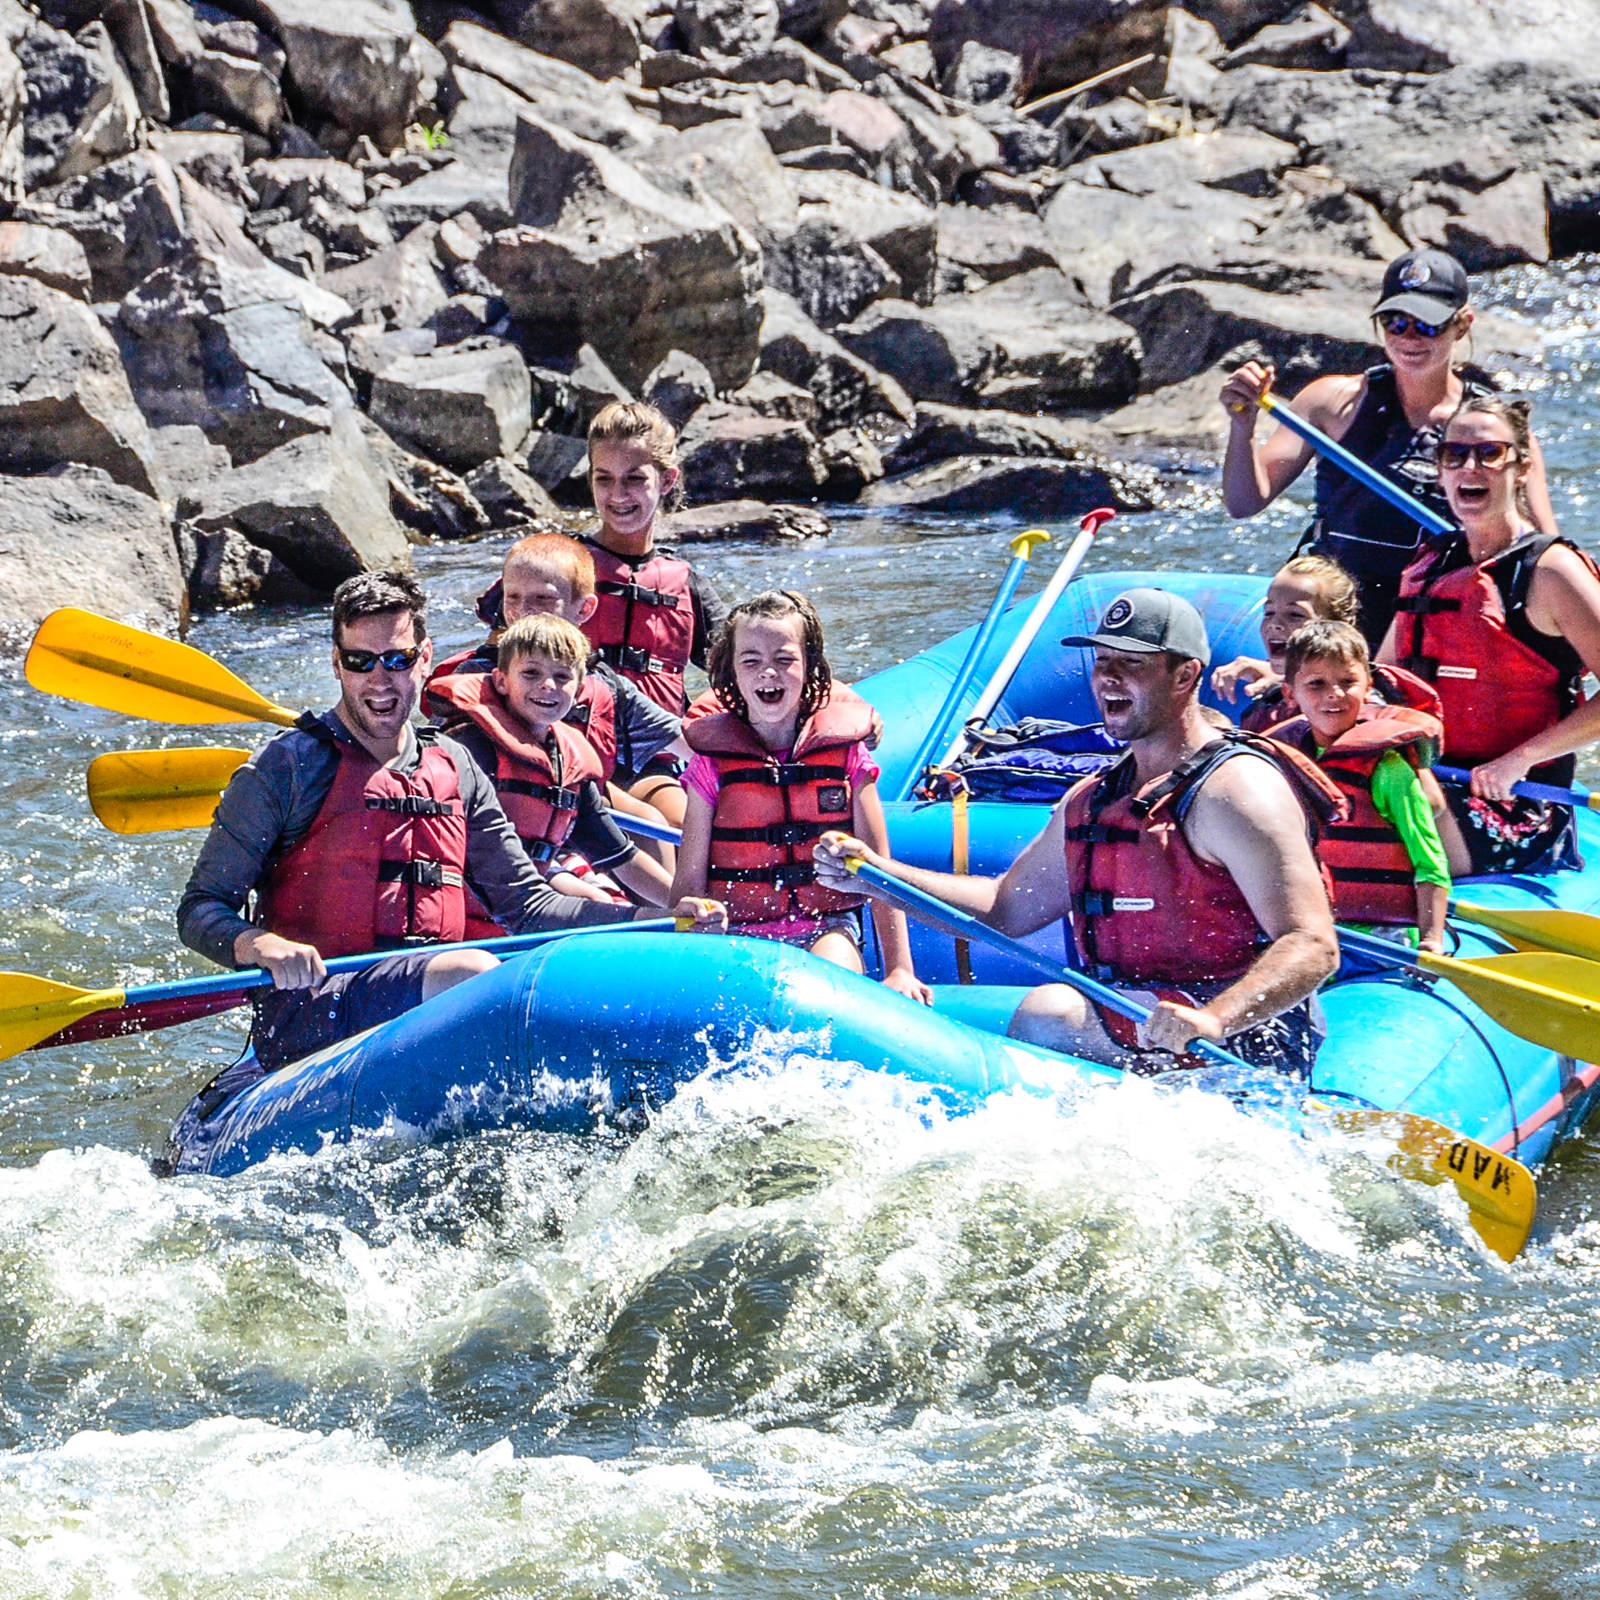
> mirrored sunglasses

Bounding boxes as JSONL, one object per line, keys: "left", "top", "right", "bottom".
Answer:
{"left": 1377, "top": 310, "right": 1453, "bottom": 339}
{"left": 1438, "top": 440, "right": 1520, "bottom": 471}
{"left": 338, "top": 646, "right": 422, "bottom": 673}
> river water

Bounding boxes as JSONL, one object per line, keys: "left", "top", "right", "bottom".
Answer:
{"left": 0, "top": 262, "right": 1599, "bottom": 1597}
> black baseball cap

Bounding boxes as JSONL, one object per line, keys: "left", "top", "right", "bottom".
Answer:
{"left": 1062, "top": 588, "right": 1211, "bottom": 667}
{"left": 1372, "top": 248, "right": 1469, "bottom": 323}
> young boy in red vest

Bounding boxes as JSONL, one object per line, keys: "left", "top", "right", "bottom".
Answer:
{"left": 430, "top": 614, "right": 674, "bottom": 914}
{"left": 1274, "top": 619, "right": 1450, "bottom": 952}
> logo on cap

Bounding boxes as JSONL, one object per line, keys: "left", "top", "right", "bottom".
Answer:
{"left": 1397, "top": 259, "right": 1431, "bottom": 289}
{"left": 1104, "top": 598, "right": 1133, "bottom": 628}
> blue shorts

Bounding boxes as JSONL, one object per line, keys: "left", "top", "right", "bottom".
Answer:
{"left": 251, "top": 950, "right": 436, "bottom": 1071}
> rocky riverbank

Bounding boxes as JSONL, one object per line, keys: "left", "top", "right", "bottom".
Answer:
{"left": 0, "top": 0, "right": 1593, "bottom": 640}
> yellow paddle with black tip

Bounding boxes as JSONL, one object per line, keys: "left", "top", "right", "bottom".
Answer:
{"left": 27, "top": 607, "right": 300, "bottom": 728}
{"left": 844, "top": 856, "right": 1536, "bottom": 1259}
{"left": 87, "top": 747, "right": 253, "bottom": 834}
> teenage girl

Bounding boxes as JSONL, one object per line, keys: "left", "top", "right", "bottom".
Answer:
{"left": 671, "top": 590, "right": 931, "bottom": 1003}
{"left": 1219, "top": 247, "right": 1559, "bottom": 649}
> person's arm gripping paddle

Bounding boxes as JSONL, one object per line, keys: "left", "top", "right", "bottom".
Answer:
{"left": 1218, "top": 363, "right": 1365, "bottom": 518}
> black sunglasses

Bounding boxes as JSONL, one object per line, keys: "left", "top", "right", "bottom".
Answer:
{"left": 1438, "top": 440, "right": 1520, "bottom": 471}
{"left": 338, "top": 646, "right": 422, "bottom": 673}
{"left": 1377, "top": 309, "right": 1454, "bottom": 339}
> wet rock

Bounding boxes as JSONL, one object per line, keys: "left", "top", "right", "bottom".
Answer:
{"left": 1043, "top": 179, "right": 1269, "bottom": 307}
{"left": 1219, "top": 62, "right": 1600, "bottom": 250}
{"left": 479, "top": 114, "right": 764, "bottom": 390}
{"left": 369, "top": 344, "right": 534, "bottom": 469}
{"left": 0, "top": 466, "right": 183, "bottom": 641}
{"left": 464, "top": 456, "right": 563, "bottom": 527}
{"left": 230, "top": 0, "right": 445, "bottom": 149}
{"left": 756, "top": 285, "right": 914, "bottom": 432}
{"left": 1394, "top": 169, "right": 1549, "bottom": 270}
{"left": 1340, "top": 0, "right": 1600, "bottom": 75}
{"left": 860, "top": 452, "right": 1168, "bottom": 516}
{"left": 765, "top": 214, "right": 901, "bottom": 329}
{"left": 729, "top": 370, "right": 820, "bottom": 424}
{"left": 838, "top": 269, "right": 1140, "bottom": 409}
{"left": 641, "top": 348, "right": 716, "bottom": 430}
{"left": 936, "top": 202, "right": 1056, "bottom": 288}
{"left": 834, "top": 297, "right": 996, "bottom": 406}
{"left": 357, "top": 411, "right": 492, "bottom": 540}
{"left": 659, "top": 498, "right": 830, "bottom": 542}
{"left": 116, "top": 204, "right": 357, "bottom": 463}
{"left": 818, "top": 426, "right": 883, "bottom": 497}
{"left": 522, "top": 427, "right": 588, "bottom": 492}
{"left": 676, "top": 0, "right": 780, "bottom": 59}
{"left": 188, "top": 525, "right": 320, "bottom": 609}
{"left": 941, "top": 39, "right": 1020, "bottom": 105}
{"left": 438, "top": 22, "right": 660, "bottom": 152}
{"left": 791, "top": 168, "right": 938, "bottom": 302}
{"left": 19, "top": 17, "right": 142, "bottom": 190}
{"left": 187, "top": 407, "right": 411, "bottom": 589}
{"left": 487, "top": 0, "right": 643, "bottom": 78}
{"left": 18, "top": 149, "right": 185, "bottom": 301}
{"left": 634, "top": 117, "right": 798, "bottom": 255}
{"left": 1111, "top": 278, "right": 1378, "bottom": 392}
{"left": 1223, "top": 3, "right": 1348, "bottom": 70}
{"left": 324, "top": 221, "right": 452, "bottom": 329}
{"left": 884, "top": 401, "right": 1097, "bottom": 474}
{"left": 1071, "top": 128, "right": 1299, "bottom": 200}
{"left": 0, "top": 275, "right": 160, "bottom": 496}
{"left": 0, "top": 220, "right": 90, "bottom": 298}
{"left": 678, "top": 402, "right": 828, "bottom": 500}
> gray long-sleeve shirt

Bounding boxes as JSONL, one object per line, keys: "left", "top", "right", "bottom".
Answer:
{"left": 177, "top": 710, "right": 630, "bottom": 968}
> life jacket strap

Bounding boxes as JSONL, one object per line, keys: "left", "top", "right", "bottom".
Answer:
{"left": 376, "top": 859, "right": 465, "bottom": 889}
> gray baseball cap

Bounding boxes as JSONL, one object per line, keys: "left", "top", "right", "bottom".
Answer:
{"left": 1062, "top": 587, "right": 1211, "bottom": 667}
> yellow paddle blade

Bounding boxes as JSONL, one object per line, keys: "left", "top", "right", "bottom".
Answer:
{"left": 0, "top": 973, "right": 125, "bottom": 1062}
{"left": 1419, "top": 949, "right": 1600, "bottom": 1062}
{"left": 27, "top": 608, "right": 299, "bottom": 728}
{"left": 87, "top": 747, "right": 250, "bottom": 834}
{"left": 1452, "top": 900, "right": 1600, "bottom": 964}
{"left": 1330, "top": 1107, "right": 1536, "bottom": 1261}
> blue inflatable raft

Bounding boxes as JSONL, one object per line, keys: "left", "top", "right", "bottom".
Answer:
{"left": 169, "top": 571, "right": 1600, "bottom": 1182}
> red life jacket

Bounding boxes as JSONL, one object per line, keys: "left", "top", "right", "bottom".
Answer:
{"left": 583, "top": 540, "right": 697, "bottom": 715}
{"left": 255, "top": 727, "right": 469, "bottom": 959}
{"left": 686, "top": 692, "right": 876, "bottom": 926}
{"left": 1239, "top": 662, "right": 1442, "bottom": 735}
{"left": 427, "top": 670, "right": 603, "bottom": 862}
{"left": 567, "top": 673, "right": 618, "bottom": 781}
{"left": 1270, "top": 706, "right": 1442, "bottom": 926}
{"left": 1394, "top": 533, "right": 1594, "bottom": 768}
{"left": 1062, "top": 732, "right": 1344, "bottom": 986}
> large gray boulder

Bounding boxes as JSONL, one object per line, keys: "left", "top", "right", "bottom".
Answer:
{"left": 677, "top": 403, "right": 828, "bottom": 501}
{"left": 116, "top": 197, "right": 356, "bottom": 464}
{"left": 676, "top": 0, "right": 780, "bottom": 59}
{"left": 1219, "top": 61, "right": 1600, "bottom": 247}
{"left": 764, "top": 212, "right": 902, "bottom": 329}
{"left": 1340, "top": 0, "right": 1600, "bottom": 75}
{"left": 937, "top": 202, "right": 1058, "bottom": 290}
{"left": 0, "top": 275, "right": 160, "bottom": 497}
{"left": 834, "top": 299, "right": 999, "bottom": 407}
{"left": 633, "top": 117, "right": 798, "bottom": 254}
{"left": 369, "top": 345, "right": 533, "bottom": 469}
{"left": 789, "top": 169, "right": 938, "bottom": 303}
{"left": 486, "top": 0, "right": 644, "bottom": 79}
{"left": 478, "top": 115, "right": 764, "bottom": 390}
{"left": 228, "top": 0, "right": 444, "bottom": 148}
{"left": 756, "top": 286, "right": 914, "bottom": 433}
{"left": 885, "top": 402, "right": 1098, "bottom": 474}
{"left": 860, "top": 452, "right": 1170, "bottom": 516}
{"left": 187, "top": 408, "right": 411, "bottom": 589}
{"left": 323, "top": 222, "right": 453, "bottom": 328}
{"left": 0, "top": 26, "right": 23, "bottom": 202}
{"left": 0, "top": 466, "right": 183, "bottom": 643}
{"left": 660, "top": 499, "right": 830, "bottom": 542}
{"left": 1110, "top": 278, "right": 1380, "bottom": 392}
{"left": 1070, "top": 128, "right": 1299, "bottom": 198}
{"left": 18, "top": 16, "right": 142, "bottom": 189}
{"left": 438, "top": 23, "right": 660, "bottom": 153}
{"left": 0, "top": 219, "right": 91, "bottom": 298}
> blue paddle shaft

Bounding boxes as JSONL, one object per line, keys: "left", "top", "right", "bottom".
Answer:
{"left": 850, "top": 859, "right": 1255, "bottom": 1071}
{"left": 1263, "top": 396, "right": 1455, "bottom": 538}
{"left": 122, "top": 919, "right": 681, "bottom": 1006}
{"left": 893, "top": 548, "right": 1036, "bottom": 802}
{"left": 1434, "top": 763, "right": 1598, "bottom": 810}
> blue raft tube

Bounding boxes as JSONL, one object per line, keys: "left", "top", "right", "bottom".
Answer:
{"left": 168, "top": 571, "right": 1600, "bottom": 1179}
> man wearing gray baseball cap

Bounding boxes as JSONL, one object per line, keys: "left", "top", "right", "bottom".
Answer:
{"left": 816, "top": 588, "right": 1343, "bottom": 1076}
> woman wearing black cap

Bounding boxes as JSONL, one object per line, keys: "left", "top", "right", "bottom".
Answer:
{"left": 1218, "top": 247, "right": 1559, "bottom": 649}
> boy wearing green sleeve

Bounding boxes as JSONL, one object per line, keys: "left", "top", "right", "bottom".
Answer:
{"left": 1274, "top": 620, "right": 1450, "bottom": 953}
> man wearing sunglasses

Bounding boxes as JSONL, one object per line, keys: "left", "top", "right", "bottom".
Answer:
{"left": 1219, "top": 247, "right": 1560, "bottom": 649}
{"left": 178, "top": 570, "right": 725, "bottom": 1074}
